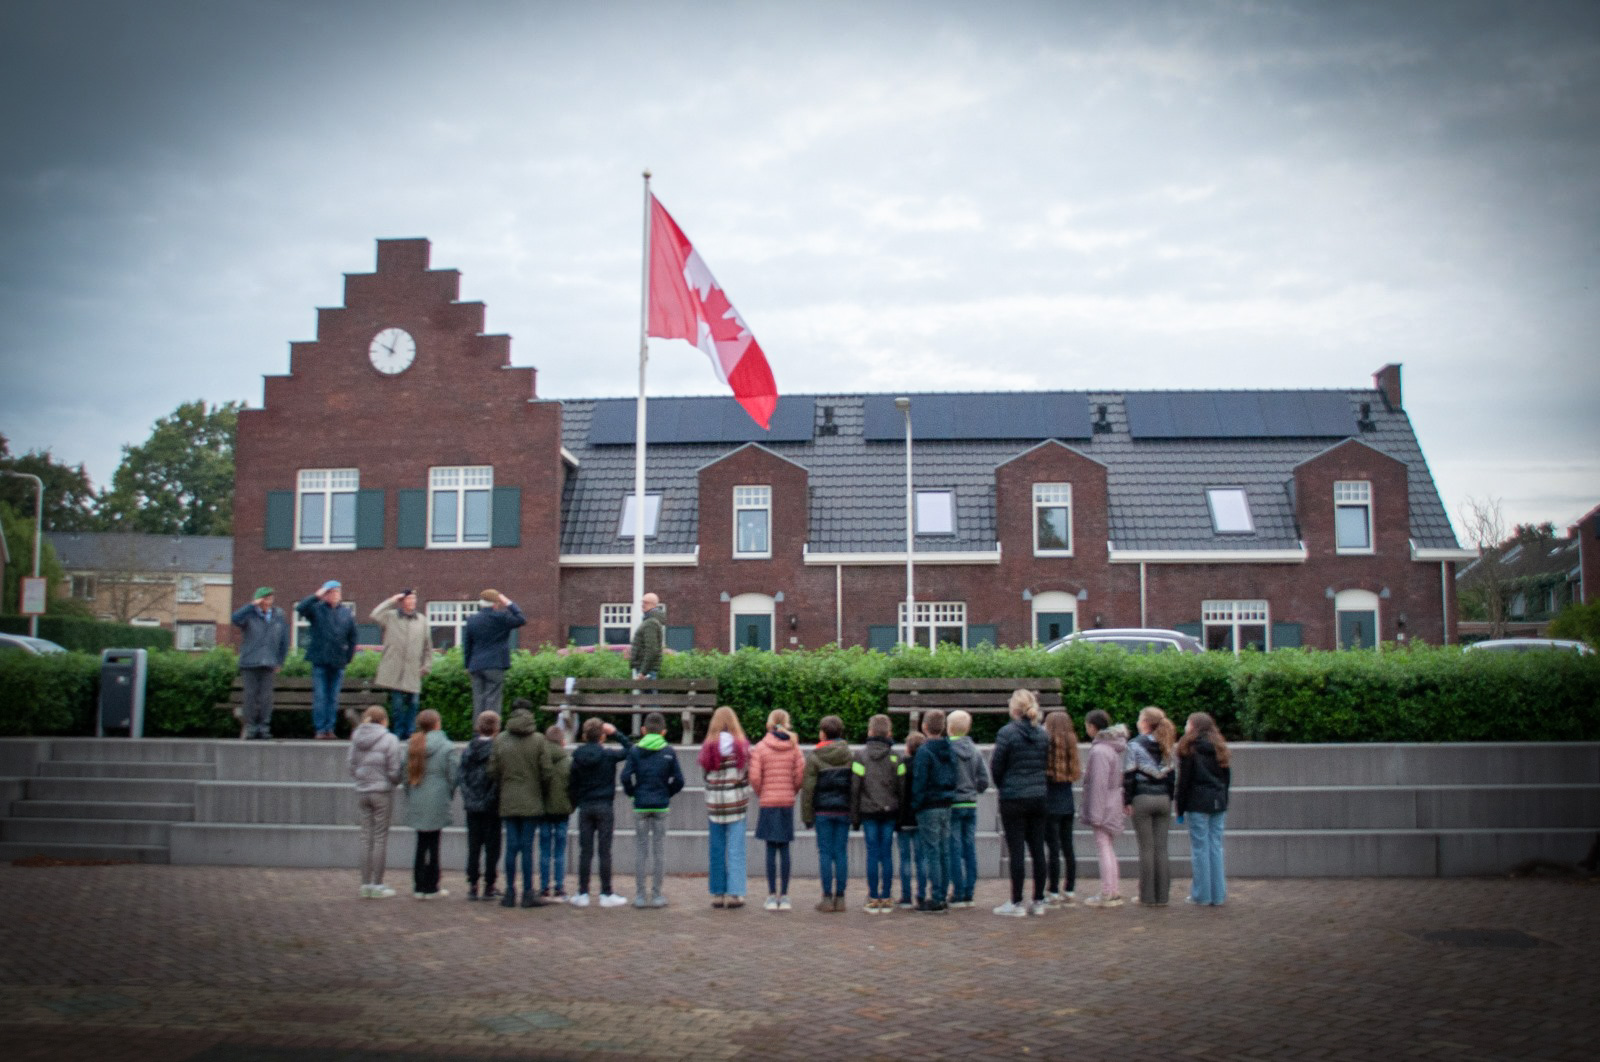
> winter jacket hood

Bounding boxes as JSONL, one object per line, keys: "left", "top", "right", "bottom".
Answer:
{"left": 749, "top": 729, "right": 806, "bottom": 809}
{"left": 911, "top": 736, "right": 959, "bottom": 811}
{"left": 801, "top": 739, "right": 855, "bottom": 825}
{"left": 621, "top": 733, "right": 685, "bottom": 811}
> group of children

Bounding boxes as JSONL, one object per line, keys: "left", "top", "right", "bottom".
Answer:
{"left": 349, "top": 696, "right": 1231, "bottom": 914}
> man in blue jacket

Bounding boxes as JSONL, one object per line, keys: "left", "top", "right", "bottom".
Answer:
{"left": 296, "top": 580, "right": 357, "bottom": 739}
{"left": 462, "top": 589, "right": 526, "bottom": 721}
{"left": 231, "top": 587, "right": 289, "bottom": 739}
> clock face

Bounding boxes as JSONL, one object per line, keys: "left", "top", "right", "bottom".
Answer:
{"left": 368, "top": 327, "right": 416, "bottom": 375}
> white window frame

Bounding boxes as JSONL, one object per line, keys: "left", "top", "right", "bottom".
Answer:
{"left": 897, "top": 600, "right": 967, "bottom": 651}
{"left": 428, "top": 465, "right": 494, "bottom": 549}
{"left": 1206, "top": 488, "right": 1255, "bottom": 534}
{"left": 916, "top": 490, "right": 956, "bottom": 535}
{"left": 129, "top": 617, "right": 163, "bottom": 628}
{"left": 176, "top": 575, "right": 204, "bottom": 604}
{"left": 733, "top": 485, "right": 772, "bottom": 559}
{"left": 600, "top": 602, "right": 634, "bottom": 645}
{"left": 618, "top": 494, "right": 662, "bottom": 539}
{"left": 1334, "top": 480, "right": 1373, "bottom": 554}
{"left": 175, "top": 621, "right": 216, "bottom": 651}
{"left": 296, "top": 468, "right": 359, "bottom": 551}
{"left": 1201, "top": 599, "right": 1270, "bottom": 654}
{"left": 425, "top": 601, "right": 477, "bottom": 651}
{"left": 293, "top": 601, "right": 355, "bottom": 651}
{"left": 1334, "top": 588, "right": 1381, "bottom": 650}
{"left": 1033, "top": 483, "right": 1073, "bottom": 556}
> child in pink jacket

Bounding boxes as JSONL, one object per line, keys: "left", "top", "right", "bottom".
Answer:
{"left": 749, "top": 709, "right": 806, "bottom": 911}
{"left": 1080, "top": 709, "right": 1129, "bottom": 907}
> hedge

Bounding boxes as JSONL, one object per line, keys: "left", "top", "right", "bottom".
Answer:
{"left": 1, "top": 643, "right": 1596, "bottom": 743}
{"left": 0, "top": 615, "right": 174, "bottom": 653}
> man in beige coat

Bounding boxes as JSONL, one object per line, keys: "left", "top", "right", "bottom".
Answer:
{"left": 371, "top": 590, "right": 432, "bottom": 739}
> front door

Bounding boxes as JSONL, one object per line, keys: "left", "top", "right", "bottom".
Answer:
{"left": 1036, "top": 611, "right": 1075, "bottom": 644}
{"left": 733, "top": 613, "right": 772, "bottom": 651}
{"left": 1338, "top": 610, "right": 1376, "bottom": 649}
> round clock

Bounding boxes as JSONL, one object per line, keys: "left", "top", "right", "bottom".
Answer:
{"left": 368, "top": 327, "right": 416, "bottom": 375}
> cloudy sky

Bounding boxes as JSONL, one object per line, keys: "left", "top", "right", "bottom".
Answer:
{"left": 2, "top": 0, "right": 1596, "bottom": 536}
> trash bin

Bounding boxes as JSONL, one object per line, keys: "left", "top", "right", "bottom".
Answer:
{"left": 98, "top": 648, "right": 148, "bottom": 738}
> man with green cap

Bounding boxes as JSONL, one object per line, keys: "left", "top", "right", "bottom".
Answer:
{"left": 232, "top": 587, "right": 290, "bottom": 739}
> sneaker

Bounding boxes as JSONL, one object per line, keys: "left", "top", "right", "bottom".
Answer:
{"left": 650, "top": 894, "right": 668, "bottom": 908}
{"left": 895, "top": 899, "right": 914, "bottom": 910}
{"left": 914, "top": 899, "right": 932, "bottom": 913}
{"left": 815, "top": 895, "right": 835, "bottom": 913}
{"left": 930, "top": 902, "right": 950, "bottom": 915}
{"left": 955, "top": 899, "right": 976, "bottom": 909}
{"left": 727, "top": 896, "right": 745, "bottom": 908}
{"left": 833, "top": 895, "right": 847, "bottom": 912}
{"left": 633, "top": 895, "right": 649, "bottom": 909}
{"left": 1185, "top": 896, "right": 1200, "bottom": 905}
{"left": 370, "top": 884, "right": 396, "bottom": 899}
{"left": 500, "top": 889, "right": 517, "bottom": 908}
{"left": 763, "top": 895, "right": 780, "bottom": 912}
{"left": 1028, "top": 901, "right": 1048, "bottom": 916}
{"left": 599, "top": 893, "right": 629, "bottom": 908}
{"left": 359, "top": 884, "right": 375, "bottom": 898}
{"left": 1059, "top": 892, "right": 1076, "bottom": 906}
{"left": 552, "top": 891, "right": 568, "bottom": 904}
{"left": 413, "top": 891, "right": 426, "bottom": 899}
{"left": 468, "top": 884, "right": 480, "bottom": 901}
{"left": 992, "top": 901, "right": 1027, "bottom": 917}
{"left": 1083, "top": 894, "right": 1108, "bottom": 907}
{"left": 483, "top": 886, "right": 500, "bottom": 900}
{"left": 864, "top": 899, "right": 880, "bottom": 914}
{"left": 569, "top": 893, "right": 591, "bottom": 908}
{"left": 1044, "top": 891, "right": 1062, "bottom": 906}
{"left": 540, "top": 887, "right": 553, "bottom": 899}
{"left": 777, "top": 896, "right": 792, "bottom": 911}
{"left": 427, "top": 889, "right": 449, "bottom": 900}
{"left": 521, "top": 892, "right": 548, "bottom": 908}
{"left": 712, "top": 895, "right": 726, "bottom": 909}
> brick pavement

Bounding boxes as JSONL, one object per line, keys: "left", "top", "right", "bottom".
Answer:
{"left": 1, "top": 865, "right": 1597, "bottom": 1061}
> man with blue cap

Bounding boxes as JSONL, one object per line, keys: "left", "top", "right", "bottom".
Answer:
{"left": 297, "top": 580, "right": 358, "bottom": 739}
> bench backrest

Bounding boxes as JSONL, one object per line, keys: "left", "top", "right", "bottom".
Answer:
{"left": 546, "top": 677, "right": 720, "bottom": 744}
{"left": 887, "top": 677, "right": 1063, "bottom": 729}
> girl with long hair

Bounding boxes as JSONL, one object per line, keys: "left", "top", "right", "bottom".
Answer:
{"left": 1177, "top": 712, "right": 1232, "bottom": 906}
{"left": 403, "top": 709, "right": 457, "bottom": 899}
{"left": 748, "top": 708, "right": 805, "bottom": 911}
{"left": 1080, "top": 708, "right": 1129, "bottom": 907}
{"left": 1042, "top": 711, "right": 1082, "bottom": 904}
{"left": 698, "top": 705, "right": 752, "bottom": 908}
{"left": 1124, "top": 706, "right": 1177, "bottom": 905}
{"left": 988, "top": 689, "right": 1051, "bottom": 917}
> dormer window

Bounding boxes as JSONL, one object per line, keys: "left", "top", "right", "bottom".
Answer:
{"left": 916, "top": 490, "right": 955, "bottom": 535}
{"left": 1334, "top": 480, "right": 1373, "bottom": 553}
{"left": 618, "top": 493, "right": 661, "bottom": 538}
{"left": 1206, "top": 488, "right": 1254, "bottom": 534}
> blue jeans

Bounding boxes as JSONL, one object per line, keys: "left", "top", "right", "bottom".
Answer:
{"left": 815, "top": 815, "right": 850, "bottom": 896}
{"left": 916, "top": 808, "right": 952, "bottom": 906}
{"left": 862, "top": 817, "right": 895, "bottom": 899}
{"left": 311, "top": 665, "right": 344, "bottom": 735}
{"left": 1187, "top": 811, "right": 1227, "bottom": 905}
{"left": 897, "top": 829, "right": 926, "bottom": 903}
{"left": 538, "top": 816, "right": 568, "bottom": 892}
{"left": 948, "top": 805, "right": 978, "bottom": 902}
{"left": 708, "top": 819, "right": 748, "bottom": 897}
{"left": 388, "top": 690, "right": 419, "bottom": 739}
{"left": 503, "top": 816, "right": 536, "bottom": 893}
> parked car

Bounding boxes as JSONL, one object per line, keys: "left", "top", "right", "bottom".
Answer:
{"left": 0, "top": 633, "right": 69, "bottom": 656}
{"left": 1044, "top": 628, "right": 1206, "bottom": 654}
{"left": 1463, "top": 638, "right": 1594, "bottom": 656}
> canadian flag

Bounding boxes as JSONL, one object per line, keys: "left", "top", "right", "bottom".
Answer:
{"left": 647, "top": 194, "right": 778, "bottom": 430}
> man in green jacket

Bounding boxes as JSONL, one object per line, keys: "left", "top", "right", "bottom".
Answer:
{"left": 629, "top": 593, "right": 666, "bottom": 679}
{"left": 490, "top": 703, "right": 555, "bottom": 908}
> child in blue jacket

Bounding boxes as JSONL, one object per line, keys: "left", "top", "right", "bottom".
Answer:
{"left": 620, "top": 712, "right": 685, "bottom": 908}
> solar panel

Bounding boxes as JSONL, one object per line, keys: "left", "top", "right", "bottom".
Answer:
{"left": 1125, "top": 392, "right": 1355, "bottom": 439}
{"left": 861, "top": 393, "right": 1093, "bottom": 441}
{"left": 587, "top": 396, "right": 816, "bottom": 445}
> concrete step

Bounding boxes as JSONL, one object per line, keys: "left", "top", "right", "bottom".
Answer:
{"left": 1, "top": 817, "right": 172, "bottom": 847}
{"left": 1229, "top": 743, "right": 1600, "bottom": 786}
{"left": 9, "top": 800, "right": 194, "bottom": 822}
{"left": 0, "top": 840, "right": 169, "bottom": 864}
{"left": 1225, "top": 784, "right": 1600, "bottom": 830}
{"left": 25, "top": 777, "right": 199, "bottom": 804}
{"left": 35, "top": 760, "right": 216, "bottom": 780}
{"left": 43, "top": 738, "right": 215, "bottom": 764}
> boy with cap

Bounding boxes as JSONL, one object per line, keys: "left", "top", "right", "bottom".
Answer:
{"left": 231, "top": 587, "right": 289, "bottom": 739}
{"left": 296, "top": 580, "right": 357, "bottom": 739}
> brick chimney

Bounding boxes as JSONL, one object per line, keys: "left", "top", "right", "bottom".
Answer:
{"left": 1373, "top": 364, "right": 1402, "bottom": 411}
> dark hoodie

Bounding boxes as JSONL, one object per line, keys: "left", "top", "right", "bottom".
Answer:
{"left": 621, "top": 733, "right": 685, "bottom": 812}
{"left": 801, "top": 738, "right": 855, "bottom": 827}
{"left": 911, "top": 736, "right": 959, "bottom": 812}
{"left": 456, "top": 735, "right": 499, "bottom": 813}
{"left": 850, "top": 736, "right": 902, "bottom": 825}
{"left": 567, "top": 730, "right": 632, "bottom": 809}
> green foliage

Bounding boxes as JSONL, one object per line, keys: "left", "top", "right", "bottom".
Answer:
{"left": 97, "top": 399, "right": 241, "bottom": 536}
{"left": 0, "top": 503, "right": 69, "bottom": 619}
{"left": 0, "top": 615, "right": 173, "bottom": 652}
{"left": 1549, "top": 600, "right": 1600, "bottom": 648}
{"left": 0, "top": 433, "right": 99, "bottom": 531}
{"left": 1, "top": 643, "right": 1597, "bottom": 742}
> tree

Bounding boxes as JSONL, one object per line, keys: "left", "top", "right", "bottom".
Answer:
{"left": 0, "top": 433, "right": 99, "bottom": 531}
{"left": 0, "top": 502, "right": 70, "bottom": 616}
{"left": 1457, "top": 495, "right": 1512, "bottom": 637}
{"left": 1549, "top": 600, "right": 1600, "bottom": 648}
{"left": 97, "top": 400, "right": 242, "bottom": 536}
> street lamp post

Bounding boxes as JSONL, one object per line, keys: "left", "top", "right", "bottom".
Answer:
{"left": 1, "top": 471, "right": 44, "bottom": 638}
{"left": 895, "top": 397, "right": 914, "bottom": 649}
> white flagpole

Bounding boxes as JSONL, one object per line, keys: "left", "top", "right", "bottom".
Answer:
{"left": 631, "top": 170, "right": 652, "bottom": 640}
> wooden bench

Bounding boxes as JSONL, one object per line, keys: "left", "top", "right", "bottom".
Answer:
{"left": 218, "top": 675, "right": 382, "bottom": 738}
{"left": 545, "top": 677, "right": 719, "bottom": 745}
{"left": 887, "top": 677, "right": 1063, "bottom": 733}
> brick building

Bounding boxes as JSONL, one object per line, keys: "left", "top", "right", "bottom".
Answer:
{"left": 234, "top": 239, "right": 1474, "bottom": 654}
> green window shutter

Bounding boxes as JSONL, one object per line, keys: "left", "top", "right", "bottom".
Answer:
{"left": 1270, "top": 621, "right": 1303, "bottom": 649}
{"left": 1173, "top": 622, "right": 1202, "bottom": 639}
{"left": 967, "top": 624, "right": 999, "bottom": 648}
{"left": 867, "top": 625, "right": 899, "bottom": 651}
{"left": 355, "top": 489, "right": 385, "bottom": 549}
{"left": 396, "top": 490, "right": 427, "bottom": 548}
{"left": 265, "top": 491, "right": 295, "bottom": 550}
{"left": 666, "top": 625, "right": 695, "bottom": 652}
{"left": 568, "top": 625, "right": 599, "bottom": 647}
{"left": 491, "top": 487, "right": 521, "bottom": 547}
